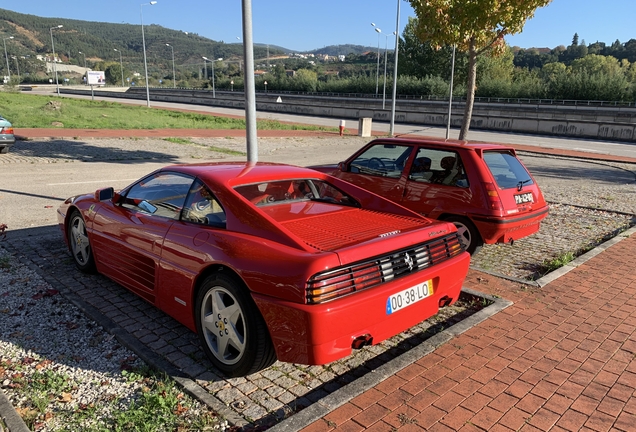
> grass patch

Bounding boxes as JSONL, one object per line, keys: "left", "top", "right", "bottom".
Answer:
{"left": 0, "top": 92, "right": 336, "bottom": 132}
{"left": 2, "top": 356, "right": 221, "bottom": 431}
{"left": 207, "top": 145, "right": 247, "bottom": 156}
{"left": 539, "top": 251, "right": 576, "bottom": 275}
{"left": 163, "top": 137, "right": 193, "bottom": 145}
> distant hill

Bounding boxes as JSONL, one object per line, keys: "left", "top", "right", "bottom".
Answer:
{"left": 309, "top": 44, "right": 377, "bottom": 56}
{"left": 0, "top": 8, "right": 284, "bottom": 69}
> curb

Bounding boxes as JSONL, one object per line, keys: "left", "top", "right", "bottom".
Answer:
{"left": 267, "top": 289, "right": 513, "bottom": 432}
{"left": 0, "top": 389, "right": 29, "bottom": 432}
{"left": 535, "top": 225, "right": 636, "bottom": 287}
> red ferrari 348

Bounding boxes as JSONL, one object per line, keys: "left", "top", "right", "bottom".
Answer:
{"left": 58, "top": 162, "right": 470, "bottom": 377}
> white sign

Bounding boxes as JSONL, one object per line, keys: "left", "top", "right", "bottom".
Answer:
{"left": 87, "top": 71, "right": 106, "bottom": 86}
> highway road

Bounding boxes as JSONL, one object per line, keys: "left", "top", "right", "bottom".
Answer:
{"left": 26, "top": 86, "right": 636, "bottom": 160}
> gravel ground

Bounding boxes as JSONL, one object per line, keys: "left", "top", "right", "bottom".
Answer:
{"left": 1, "top": 136, "right": 636, "bottom": 431}
{"left": 0, "top": 248, "right": 224, "bottom": 432}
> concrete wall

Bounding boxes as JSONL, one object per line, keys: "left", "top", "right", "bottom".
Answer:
{"left": 62, "top": 87, "right": 636, "bottom": 142}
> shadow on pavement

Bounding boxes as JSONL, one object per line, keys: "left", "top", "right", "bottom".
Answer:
{"left": 9, "top": 139, "right": 180, "bottom": 163}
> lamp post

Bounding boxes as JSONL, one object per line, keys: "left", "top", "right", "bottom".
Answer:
{"left": 3, "top": 36, "right": 13, "bottom": 82}
{"left": 371, "top": 24, "right": 381, "bottom": 96}
{"left": 446, "top": 45, "right": 456, "bottom": 139}
{"left": 49, "top": 25, "right": 63, "bottom": 96}
{"left": 264, "top": 80, "right": 267, "bottom": 93}
{"left": 113, "top": 49, "right": 124, "bottom": 87}
{"left": 382, "top": 31, "right": 396, "bottom": 109}
{"left": 389, "top": 0, "right": 401, "bottom": 136}
{"left": 141, "top": 1, "right": 157, "bottom": 107}
{"left": 202, "top": 56, "right": 215, "bottom": 98}
{"left": 236, "top": 36, "right": 242, "bottom": 74}
{"left": 165, "top": 43, "right": 175, "bottom": 88}
{"left": 11, "top": 56, "right": 19, "bottom": 80}
{"left": 230, "top": 80, "right": 234, "bottom": 91}
{"left": 78, "top": 51, "right": 87, "bottom": 70}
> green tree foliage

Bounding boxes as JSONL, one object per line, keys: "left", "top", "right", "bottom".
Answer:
{"left": 407, "top": 0, "right": 553, "bottom": 139}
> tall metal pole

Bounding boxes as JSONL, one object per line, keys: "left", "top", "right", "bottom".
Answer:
{"left": 78, "top": 51, "right": 86, "bottom": 69}
{"left": 12, "top": 56, "right": 19, "bottom": 79}
{"left": 242, "top": 0, "right": 258, "bottom": 162}
{"left": 141, "top": 1, "right": 157, "bottom": 107}
{"left": 202, "top": 56, "right": 216, "bottom": 98}
{"left": 374, "top": 27, "right": 381, "bottom": 96}
{"left": 166, "top": 43, "right": 175, "bottom": 88}
{"left": 382, "top": 34, "right": 394, "bottom": 110}
{"left": 446, "top": 45, "right": 456, "bottom": 140}
{"left": 114, "top": 49, "right": 124, "bottom": 87}
{"left": 49, "top": 26, "right": 62, "bottom": 96}
{"left": 389, "top": 0, "right": 401, "bottom": 136}
{"left": 3, "top": 36, "right": 13, "bottom": 82}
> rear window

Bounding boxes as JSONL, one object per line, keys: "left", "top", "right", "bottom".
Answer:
{"left": 483, "top": 151, "right": 534, "bottom": 190}
{"left": 235, "top": 179, "right": 360, "bottom": 207}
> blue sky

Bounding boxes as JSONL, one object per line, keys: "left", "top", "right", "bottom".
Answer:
{"left": 3, "top": 1, "right": 636, "bottom": 52}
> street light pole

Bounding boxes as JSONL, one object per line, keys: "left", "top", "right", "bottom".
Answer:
{"left": 389, "top": 0, "right": 401, "bottom": 136}
{"left": 3, "top": 36, "right": 13, "bottom": 82}
{"left": 49, "top": 25, "right": 63, "bottom": 96}
{"left": 202, "top": 56, "right": 215, "bottom": 98}
{"left": 166, "top": 43, "right": 175, "bottom": 88}
{"left": 371, "top": 24, "right": 381, "bottom": 96}
{"left": 140, "top": 1, "right": 157, "bottom": 107}
{"left": 114, "top": 49, "right": 124, "bottom": 87}
{"left": 11, "top": 56, "right": 19, "bottom": 81}
{"left": 446, "top": 45, "right": 456, "bottom": 140}
{"left": 382, "top": 32, "right": 396, "bottom": 110}
{"left": 78, "top": 51, "right": 87, "bottom": 70}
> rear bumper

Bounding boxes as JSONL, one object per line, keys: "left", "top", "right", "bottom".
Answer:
{"left": 0, "top": 135, "right": 15, "bottom": 146}
{"left": 252, "top": 251, "right": 470, "bottom": 365}
{"left": 472, "top": 205, "right": 549, "bottom": 244}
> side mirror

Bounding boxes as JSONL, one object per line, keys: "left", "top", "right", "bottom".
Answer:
{"left": 337, "top": 162, "right": 347, "bottom": 172}
{"left": 112, "top": 192, "right": 122, "bottom": 205}
{"left": 96, "top": 187, "right": 114, "bottom": 201}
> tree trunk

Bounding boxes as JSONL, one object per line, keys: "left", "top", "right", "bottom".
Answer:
{"left": 459, "top": 39, "right": 478, "bottom": 140}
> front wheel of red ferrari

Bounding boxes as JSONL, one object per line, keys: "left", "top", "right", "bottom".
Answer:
{"left": 195, "top": 273, "right": 276, "bottom": 377}
{"left": 68, "top": 210, "right": 96, "bottom": 273}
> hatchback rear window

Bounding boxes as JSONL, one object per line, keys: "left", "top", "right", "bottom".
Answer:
{"left": 483, "top": 151, "right": 534, "bottom": 190}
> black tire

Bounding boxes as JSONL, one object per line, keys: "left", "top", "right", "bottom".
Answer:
{"left": 67, "top": 210, "right": 96, "bottom": 273}
{"left": 0, "top": 146, "right": 8, "bottom": 154}
{"left": 195, "top": 273, "right": 276, "bottom": 377}
{"left": 442, "top": 215, "right": 483, "bottom": 255}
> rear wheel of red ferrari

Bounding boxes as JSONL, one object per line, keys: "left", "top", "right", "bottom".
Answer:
{"left": 68, "top": 210, "right": 96, "bottom": 273}
{"left": 195, "top": 273, "right": 276, "bottom": 377}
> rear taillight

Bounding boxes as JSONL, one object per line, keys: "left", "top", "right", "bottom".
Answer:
{"left": 483, "top": 182, "right": 503, "bottom": 211}
{"left": 1, "top": 127, "right": 13, "bottom": 134}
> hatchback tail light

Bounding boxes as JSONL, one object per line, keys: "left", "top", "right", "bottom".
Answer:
{"left": 483, "top": 182, "right": 503, "bottom": 211}
{"left": 1, "top": 127, "right": 13, "bottom": 134}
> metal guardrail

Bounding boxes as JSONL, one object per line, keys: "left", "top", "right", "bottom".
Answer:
{"left": 120, "top": 86, "right": 636, "bottom": 109}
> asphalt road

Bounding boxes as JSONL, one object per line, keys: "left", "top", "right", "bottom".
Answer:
{"left": 27, "top": 86, "right": 636, "bottom": 160}
{"left": 1, "top": 135, "right": 635, "bottom": 235}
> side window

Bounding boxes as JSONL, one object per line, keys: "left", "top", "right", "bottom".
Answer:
{"left": 121, "top": 172, "right": 193, "bottom": 219}
{"left": 408, "top": 149, "right": 469, "bottom": 188}
{"left": 348, "top": 144, "right": 413, "bottom": 178}
{"left": 182, "top": 179, "right": 226, "bottom": 227}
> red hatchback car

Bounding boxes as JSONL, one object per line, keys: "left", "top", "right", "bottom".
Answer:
{"left": 58, "top": 162, "right": 469, "bottom": 377}
{"left": 312, "top": 138, "right": 549, "bottom": 254}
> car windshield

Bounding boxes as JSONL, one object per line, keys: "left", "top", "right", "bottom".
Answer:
{"left": 234, "top": 179, "right": 360, "bottom": 207}
{"left": 483, "top": 151, "right": 534, "bottom": 190}
{"left": 349, "top": 144, "right": 413, "bottom": 178}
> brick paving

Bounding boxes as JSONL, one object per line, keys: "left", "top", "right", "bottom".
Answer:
{"left": 3, "top": 128, "right": 636, "bottom": 430}
{"left": 298, "top": 231, "right": 636, "bottom": 432}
